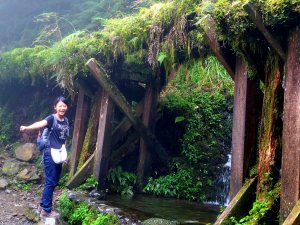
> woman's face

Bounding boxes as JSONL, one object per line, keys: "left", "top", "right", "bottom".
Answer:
{"left": 54, "top": 100, "right": 68, "bottom": 117}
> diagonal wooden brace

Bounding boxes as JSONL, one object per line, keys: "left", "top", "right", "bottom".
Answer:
{"left": 243, "top": 3, "right": 286, "bottom": 61}
{"left": 86, "top": 58, "right": 168, "bottom": 163}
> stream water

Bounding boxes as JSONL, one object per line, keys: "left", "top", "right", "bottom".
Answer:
{"left": 107, "top": 194, "right": 220, "bottom": 224}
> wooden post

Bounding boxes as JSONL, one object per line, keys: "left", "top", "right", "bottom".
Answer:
{"left": 93, "top": 89, "right": 114, "bottom": 190}
{"left": 137, "top": 84, "right": 158, "bottom": 188}
{"left": 230, "top": 56, "right": 261, "bottom": 199}
{"left": 69, "top": 88, "right": 89, "bottom": 176}
{"left": 77, "top": 90, "right": 102, "bottom": 169}
{"left": 280, "top": 26, "right": 300, "bottom": 222}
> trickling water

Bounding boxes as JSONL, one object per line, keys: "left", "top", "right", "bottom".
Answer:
{"left": 207, "top": 154, "right": 231, "bottom": 206}
{"left": 107, "top": 194, "right": 220, "bottom": 225}
{"left": 68, "top": 191, "right": 220, "bottom": 225}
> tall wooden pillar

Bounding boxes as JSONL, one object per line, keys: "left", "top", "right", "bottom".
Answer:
{"left": 229, "top": 56, "right": 260, "bottom": 199}
{"left": 137, "top": 84, "right": 157, "bottom": 188}
{"left": 93, "top": 89, "right": 114, "bottom": 190}
{"left": 70, "top": 88, "right": 89, "bottom": 176}
{"left": 280, "top": 26, "right": 300, "bottom": 221}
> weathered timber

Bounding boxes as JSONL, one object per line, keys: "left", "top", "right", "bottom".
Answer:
{"left": 257, "top": 55, "right": 283, "bottom": 200}
{"left": 86, "top": 58, "right": 168, "bottom": 163}
{"left": 230, "top": 56, "right": 261, "bottom": 199}
{"left": 137, "top": 83, "right": 158, "bottom": 188}
{"left": 67, "top": 152, "right": 95, "bottom": 189}
{"left": 111, "top": 99, "right": 144, "bottom": 147}
{"left": 283, "top": 200, "right": 300, "bottom": 225}
{"left": 93, "top": 89, "right": 114, "bottom": 190}
{"left": 70, "top": 88, "right": 89, "bottom": 176}
{"left": 243, "top": 3, "right": 286, "bottom": 61}
{"left": 214, "top": 177, "right": 257, "bottom": 225}
{"left": 201, "top": 15, "right": 235, "bottom": 80}
{"left": 76, "top": 77, "right": 94, "bottom": 98}
{"left": 68, "top": 102, "right": 143, "bottom": 188}
{"left": 77, "top": 90, "right": 102, "bottom": 169}
{"left": 110, "top": 131, "right": 139, "bottom": 168}
{"left": 280, "top": 26, "right": 300, "bottom": 222}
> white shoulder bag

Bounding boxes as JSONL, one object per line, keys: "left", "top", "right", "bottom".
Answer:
{"left": 51, "top": 145, "right": 67, "bottom": 164}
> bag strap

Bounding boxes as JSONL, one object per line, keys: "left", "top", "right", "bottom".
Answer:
{"left": 49, "top": 114, "right": 57, "bottom": 136}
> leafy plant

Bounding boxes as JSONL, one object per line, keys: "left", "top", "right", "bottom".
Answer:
{"left": 15, "top": 182, "right": 33, "bottom": 192}
{"left": 0, "top": 107, "right": 14, "bottom": 145}
{"left": 147, "top": 58, "right": 233, "bottom": 202}
{"left": 70, "top": 202, "right": 94, "bottom": 225}
{"left": 57, "top": 192, "right": 75, "bottom": 220}
{"left": 57, "top": 192, "right": 120, "bottom": 225}
{"left": 107, "top": 166, "right": 136, "bottom": 197}
{"left": 143, "top": 167, "right": 205, "bottom": 201}
{"left": 77, "top": 175, "right": 99, "bottom": 190}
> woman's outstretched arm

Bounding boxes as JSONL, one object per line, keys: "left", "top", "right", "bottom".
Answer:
{"left": 20, "top": 120, "right": 48, "bottom": 132}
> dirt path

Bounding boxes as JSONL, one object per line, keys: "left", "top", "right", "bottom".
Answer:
{"left": 0, "top": 186, "right": 40, "bottom": 225}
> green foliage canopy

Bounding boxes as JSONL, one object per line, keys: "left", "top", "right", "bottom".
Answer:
{"left": 0, "top": 0, "right": 298, "bottom": 91}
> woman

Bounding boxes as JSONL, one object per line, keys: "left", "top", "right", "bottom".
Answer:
{"left": 20, "top": 96, "right": 69, "bottom": 217}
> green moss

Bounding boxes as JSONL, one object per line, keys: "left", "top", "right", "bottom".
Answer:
{"left": 0, "top": 0, "right": 298, "bottom": 91}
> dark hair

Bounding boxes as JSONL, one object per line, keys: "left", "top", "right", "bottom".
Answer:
{"left": 54, "top": 96, "right": 68, "bottom": 106}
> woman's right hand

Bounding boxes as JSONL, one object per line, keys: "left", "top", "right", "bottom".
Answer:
{"left": 20, "top": 126, "right": 27, "bottom": 132}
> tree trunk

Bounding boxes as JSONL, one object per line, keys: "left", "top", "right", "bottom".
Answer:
{"left": 257, "top": 55, "right": 284, "bottom": 200}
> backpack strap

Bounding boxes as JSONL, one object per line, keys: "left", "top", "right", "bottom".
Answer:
{"left": 64, "top": 117, "right": 69, "bottom": 136}
{"left": 49, "top": 114, "right": 57, "bottom": 136}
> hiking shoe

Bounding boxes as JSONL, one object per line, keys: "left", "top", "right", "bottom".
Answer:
{"left": 40, "top": 209, "right": 60, "bottom": 218}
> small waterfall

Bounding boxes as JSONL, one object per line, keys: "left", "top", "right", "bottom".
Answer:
{"left": 206, "top": 154, "right": 231, "bottom": 206}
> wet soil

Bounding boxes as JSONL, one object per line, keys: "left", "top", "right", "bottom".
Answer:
{"left": 0, "top": 187, "right": 39, "bottom": 225}
{"left": 0, "top": 185, "right": 63, "bottom": 225}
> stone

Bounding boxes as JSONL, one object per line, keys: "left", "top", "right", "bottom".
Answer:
{"left": 142, "top": 218, "right": 179, "bottom": 225}
{"left": 0, "top": 178, "right": 9, "bottom": 189}
{"left": 2, "top": 160, "right": 20, "bottom": 176}
{"left": 15, "top": 143, "right": 36, "bottom": 162}
{"left": 17, "top": 166, "right": 40, "bottom": 181}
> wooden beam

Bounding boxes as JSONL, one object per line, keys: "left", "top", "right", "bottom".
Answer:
{"left": 76, "top": 78, "right": 94, "bottom": 98}
{"left": 93, "top": 89, "right": 114, "bottom": 190}
{"left": 86, "top": 58, "right": 168, "bottom": 163}
{"left": 280, "top": 26, "right": 300, "bottom": 222}
{"left": 110, "top": 131, "right": 139, "bottom": 168}
{"left": 283, "top": 200, "right": 300, "bottom": 225}
{"left": 69, "top": 88, "right": 89, "bottom": 176}
{"left": 215, "top": 177, "right": 257, "bottom": 225}
{"left": 111, "top": 99, "right": 144, "bottom": 147}
{"left": 243, "top": 3, "right": 286, "bottom": 61}
{"left": 67, "top": 152, "right": 95, "bottom": 189}
{"left": 201, "top": 15, "right": 235, "bottom": 80}
{"left": 230, "top": 56, "right": 261, "bottom": 199}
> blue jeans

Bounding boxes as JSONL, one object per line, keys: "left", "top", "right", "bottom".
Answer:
{"left": 40, "top": 148, "right": 62, "bottom": 212}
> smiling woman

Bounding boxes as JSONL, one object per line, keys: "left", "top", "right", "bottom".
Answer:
{"left": 20, "top": 96, "right": 70, "bottom": 218}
